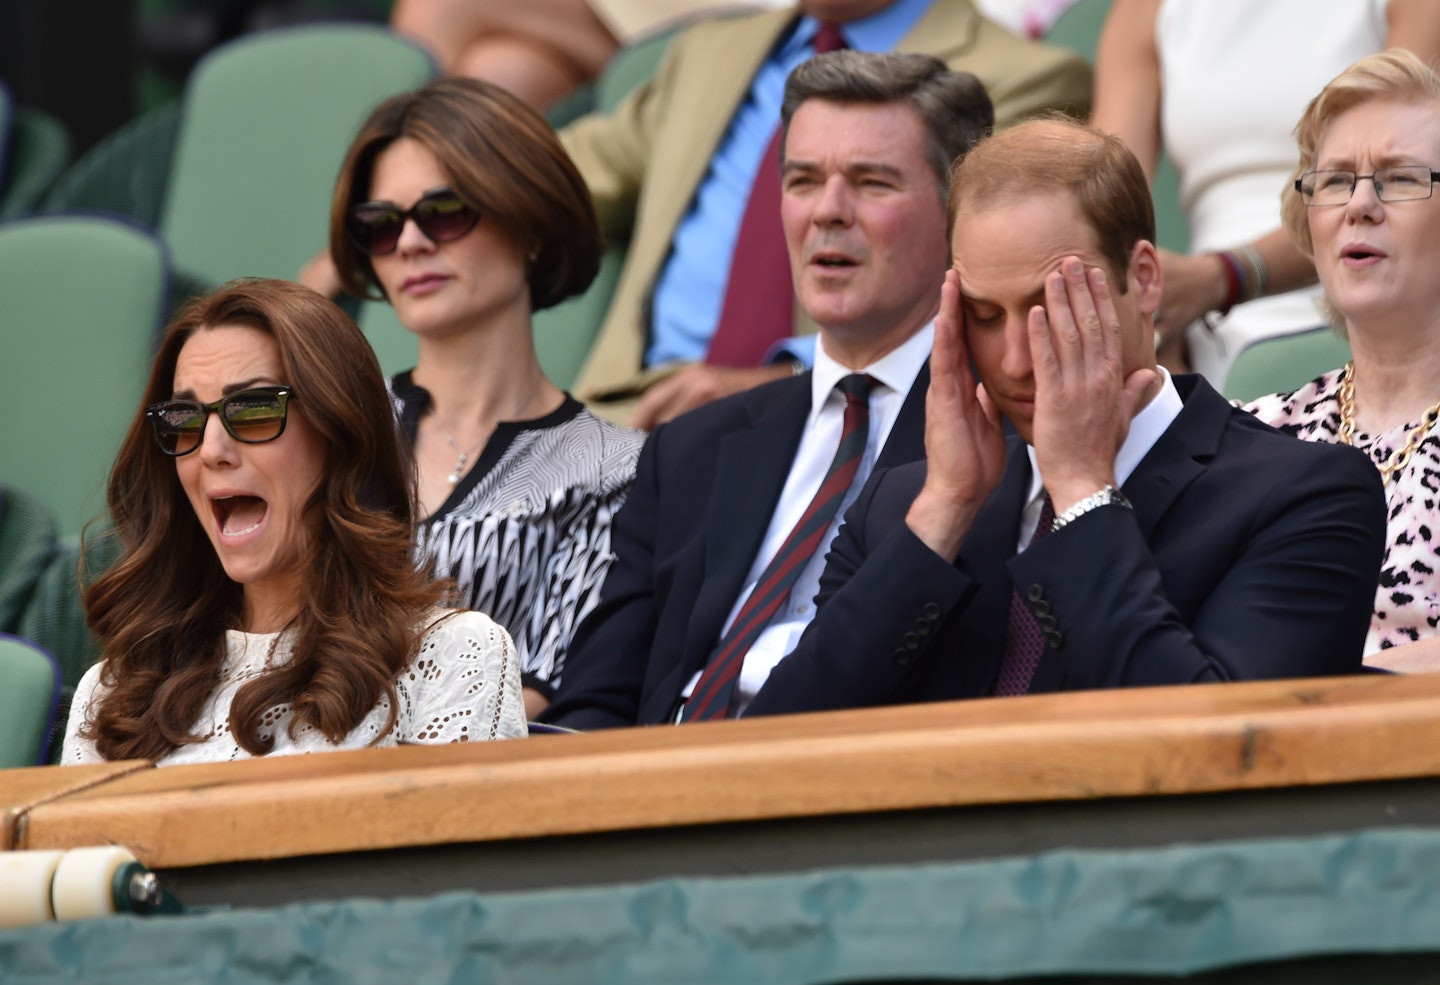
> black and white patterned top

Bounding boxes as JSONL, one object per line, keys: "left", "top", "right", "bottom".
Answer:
{"left": 1244, "top": 368, "right": 1440, "bottom": 659}
{"left": 391, "top": 373, "right": 644, "bottom": 691}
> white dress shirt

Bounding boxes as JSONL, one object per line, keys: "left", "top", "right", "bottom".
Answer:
{"left": 1017, "top": 368, "right": 1184, "bottom": 549}
{"left": 680, "top": 322, "right": 934, "bottom": 716}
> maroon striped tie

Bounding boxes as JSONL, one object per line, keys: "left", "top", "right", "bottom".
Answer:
{"left": 704, "top": 23, "right": 847, "bottom": 367}
{"left": 993, "top": 495, "right": 1055, "bottom": 696}
{"left": 682, "top": 373, "right": 876, "bottom": 720}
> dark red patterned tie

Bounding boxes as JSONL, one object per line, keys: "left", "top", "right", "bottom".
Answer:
{"left": 993, "top": 495, "right": 1055, "bottom": 696}
{"left": 683, "top": 373, "right": 876, "bottom": 720}
{"left": 704, "top": 23, "right": 847, "bottom": 368}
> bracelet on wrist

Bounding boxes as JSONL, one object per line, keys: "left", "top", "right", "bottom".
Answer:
{"left": 1051, "top": 485, "right": 1132, "bottom": 531}
{"left": 1232, "top": 243, "right": 1269, "bottom": 300}
{"left": 1212, "top": 251, "right": 1244, "bottom": 314}
{"left": 1212, "top": 245, "right": 1270, "bottom": 315}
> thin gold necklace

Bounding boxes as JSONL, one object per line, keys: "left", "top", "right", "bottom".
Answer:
{"left": 1336, "top": 360, "right": 1440, "bottom": 485}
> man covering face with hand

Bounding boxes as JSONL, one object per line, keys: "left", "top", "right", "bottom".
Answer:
{"left": 747, "top": 117, "right": 1388, "bottom": 717}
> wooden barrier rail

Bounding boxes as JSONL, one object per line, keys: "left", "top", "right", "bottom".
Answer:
{"left": 7, "top": 673, "right": 1440, "bottom": 877}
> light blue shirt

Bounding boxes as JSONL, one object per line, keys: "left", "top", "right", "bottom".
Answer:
{"left": 645, "top": 0, "right": 936, "bottom": 368}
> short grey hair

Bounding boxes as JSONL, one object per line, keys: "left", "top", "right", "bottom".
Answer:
{"left": 780, "top": 50, "right": 995, "bottom": 195}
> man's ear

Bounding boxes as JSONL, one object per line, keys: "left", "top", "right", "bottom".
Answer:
{"left": 1129, "top": 239, "right": 1163, "bottom": 317}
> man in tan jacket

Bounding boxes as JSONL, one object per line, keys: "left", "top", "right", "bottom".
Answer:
{"left": 561, "top": 0, "right": 1091, "bottom": 427}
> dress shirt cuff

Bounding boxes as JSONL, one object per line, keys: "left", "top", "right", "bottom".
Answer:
{"left": 765, "top": 334, "right": 816, "bottom": 370}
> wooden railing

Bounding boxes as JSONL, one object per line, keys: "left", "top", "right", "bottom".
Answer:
{"left": 7, "top": 672, "right": 1440, "bottom": 872}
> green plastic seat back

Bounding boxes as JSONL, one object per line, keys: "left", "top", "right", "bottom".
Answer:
{"left": 532, "top": 247, "right": 625, "bottom": 389}
{"left": 0, "top": 105, "right": 73, "bottom": 218}
{"left": 1046, "top": 0, "right": 1189, "bottom": 254}
{"left": 0, "top": 215, "right": 170, "bottom": 537}
{"left": 160, "top": 24, "right": 436, "bottom": 290}
{"left": 0, "top": 633, "right": 62, "bottom": 767}
{"left": 0, "top": 488, "right": 58, "bottom": 634}
{"left": 1222, "top": 328, "right": 1352, "bottom": 403}
{"left": 18, "top": 529, "right": 122, "bottom": 762}
{"left": 1044, "top": 0, "right": 1110, "bottom": 64}
{"left": 41, "top": 102, "right": 182, "bottom": 229}
{"left": 595, "top": 25, "right": 681, "bottom": 112}
{"left": 356, "top": 301, "right": 419, "bottom": 380}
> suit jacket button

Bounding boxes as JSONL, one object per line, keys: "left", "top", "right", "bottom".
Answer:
{"left": 1038, "top": 613, "right": 1058, "bottom": 631}
{"left": 922, "top": 602, "right": 941, "bottom": 620}
{"left": 903, "top": 632, "right": 920, "bottom": 650}
{"left": 1027, "top": 584, "right": 1044, "bottom": 602}
{"left": 1033, "top": 599, "right": 1051, "bottom": 616}
{"left": 914, "top": 618, "right": 931, "bottom": 636}
{"left": 1046, "top": 630, "right": 1064, "bottom": 649}
{"left": 894, "top": 648, "right": 912, "bottom": 666}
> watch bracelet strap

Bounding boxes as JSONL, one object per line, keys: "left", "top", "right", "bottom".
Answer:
{"left": 1051, "top": 485, "right": 1131, "bottom": 531}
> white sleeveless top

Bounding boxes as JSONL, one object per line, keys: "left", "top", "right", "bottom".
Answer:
{"left": 1157, "top": 0, "right": 1389, "bottom": 383}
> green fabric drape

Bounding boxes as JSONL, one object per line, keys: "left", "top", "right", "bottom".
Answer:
{"left": 2, "top": 827, "right": 1438, "bottom": 983}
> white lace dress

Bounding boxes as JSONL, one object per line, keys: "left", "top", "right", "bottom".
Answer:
{"left": 62, "top": 609, "right": 527, "bottom": 765}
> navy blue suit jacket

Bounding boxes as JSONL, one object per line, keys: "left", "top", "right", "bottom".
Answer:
{"left": 746, "top": 375, "right": 1387, "bottom": 716}
{"left": 543, "top": 365, "right": 929, "bottom": 727}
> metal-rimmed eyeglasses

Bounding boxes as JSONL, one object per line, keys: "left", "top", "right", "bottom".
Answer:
{"left": 1295, "top": 165, "right": 1440, "bottom": 206}
{"left": 145, "top": 386, "right": 295, "bottom": 457}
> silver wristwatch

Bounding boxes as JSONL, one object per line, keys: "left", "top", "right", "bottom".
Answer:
{"left": 1051, "top": 485, "right": 1132, "bottom": 531}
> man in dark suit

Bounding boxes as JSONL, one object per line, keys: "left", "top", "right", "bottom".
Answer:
{"left": 542, "top": 52, "right": 994, "bottom": 727}
{"left": 746, "top": 117, "right": 1388, "bottom": 717}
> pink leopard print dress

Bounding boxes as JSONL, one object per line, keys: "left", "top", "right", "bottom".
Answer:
{"left": 1245, "top": 368, "right": 1440, "bottom": 661}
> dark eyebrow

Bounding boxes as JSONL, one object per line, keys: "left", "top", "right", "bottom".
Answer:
{"left": 780, "top": 160, "right": 906, "bottom": 180}
{"left": 170, "top": 377, "right": 279, "bottom": 401}
{"left": 846, "top": 161, "right": 905, "bottom": 180}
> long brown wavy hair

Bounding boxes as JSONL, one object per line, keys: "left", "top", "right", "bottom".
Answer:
{"left": 81, "top": 278, "right": 448, "bottom": 761}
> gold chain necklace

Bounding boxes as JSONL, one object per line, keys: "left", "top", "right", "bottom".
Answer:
{"left": 1336, "top": 360, "right": 1440, "bottom": 485}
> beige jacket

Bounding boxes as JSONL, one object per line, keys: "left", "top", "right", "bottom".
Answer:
{"left": 561, "top": 0, "right": 1092, "bottom": 411}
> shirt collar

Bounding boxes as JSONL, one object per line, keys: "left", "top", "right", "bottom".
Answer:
{"left": 782, "top": 0, "right": 936, "bottom": 58}
{"left": 1023, "top": 367, "right": 1184, "bottom": 504}
{"left": 809, "top": 319, "right": 934, "bottom": 426}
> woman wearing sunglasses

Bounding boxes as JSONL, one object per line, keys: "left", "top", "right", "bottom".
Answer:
{"left": 1244, "top": 51, "right": 1440, "bottom": 673}
{"left": 329, "top": 78, "right": 642, "bottom": 717}
{"left": 63, "top": 279, "right": 527, "bottom": 764}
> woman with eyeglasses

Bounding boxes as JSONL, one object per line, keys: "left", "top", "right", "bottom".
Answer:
{"left": 1092, "top": 0, "right": 1440, "bottom": 386}
{"left": 63, "top": 279, "right": 527, "bottom": 764}
{"left": 1243, "top": 50, "right": 1440, "bottom": 673}
{"left": 329, "top": 78, "right": 642, "bottom": 718}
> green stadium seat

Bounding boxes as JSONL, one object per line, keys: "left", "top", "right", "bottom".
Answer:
{"left": 159, "top": 23, "right": 436, "bottom": 293}
{"left": 40, "top": 102, "right": 182, "bottom": 229}
{"left": 0, "top": 105, "right": 73, "bottom": 218}
{"left": 0, "top": 633, "right": 62, "bottom": 767}
{"left": 0, "top": 215, "right": 171, "bottom": 537}
{"left": 1222, "top": 327, "right": 1352, "bottom": 403}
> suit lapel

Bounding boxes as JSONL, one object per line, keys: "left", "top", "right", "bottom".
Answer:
{"left": 1027, "top": 375, "right": 1228, "bottom": 693}
{"left": 876, "top": 361, "right": 929, "bottom": 468}
{"left": 1119, "top": 375, "right": 1227, "bottom": 538}
{"left": 683, "top": 379, "right": 812, "bottom": 671}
